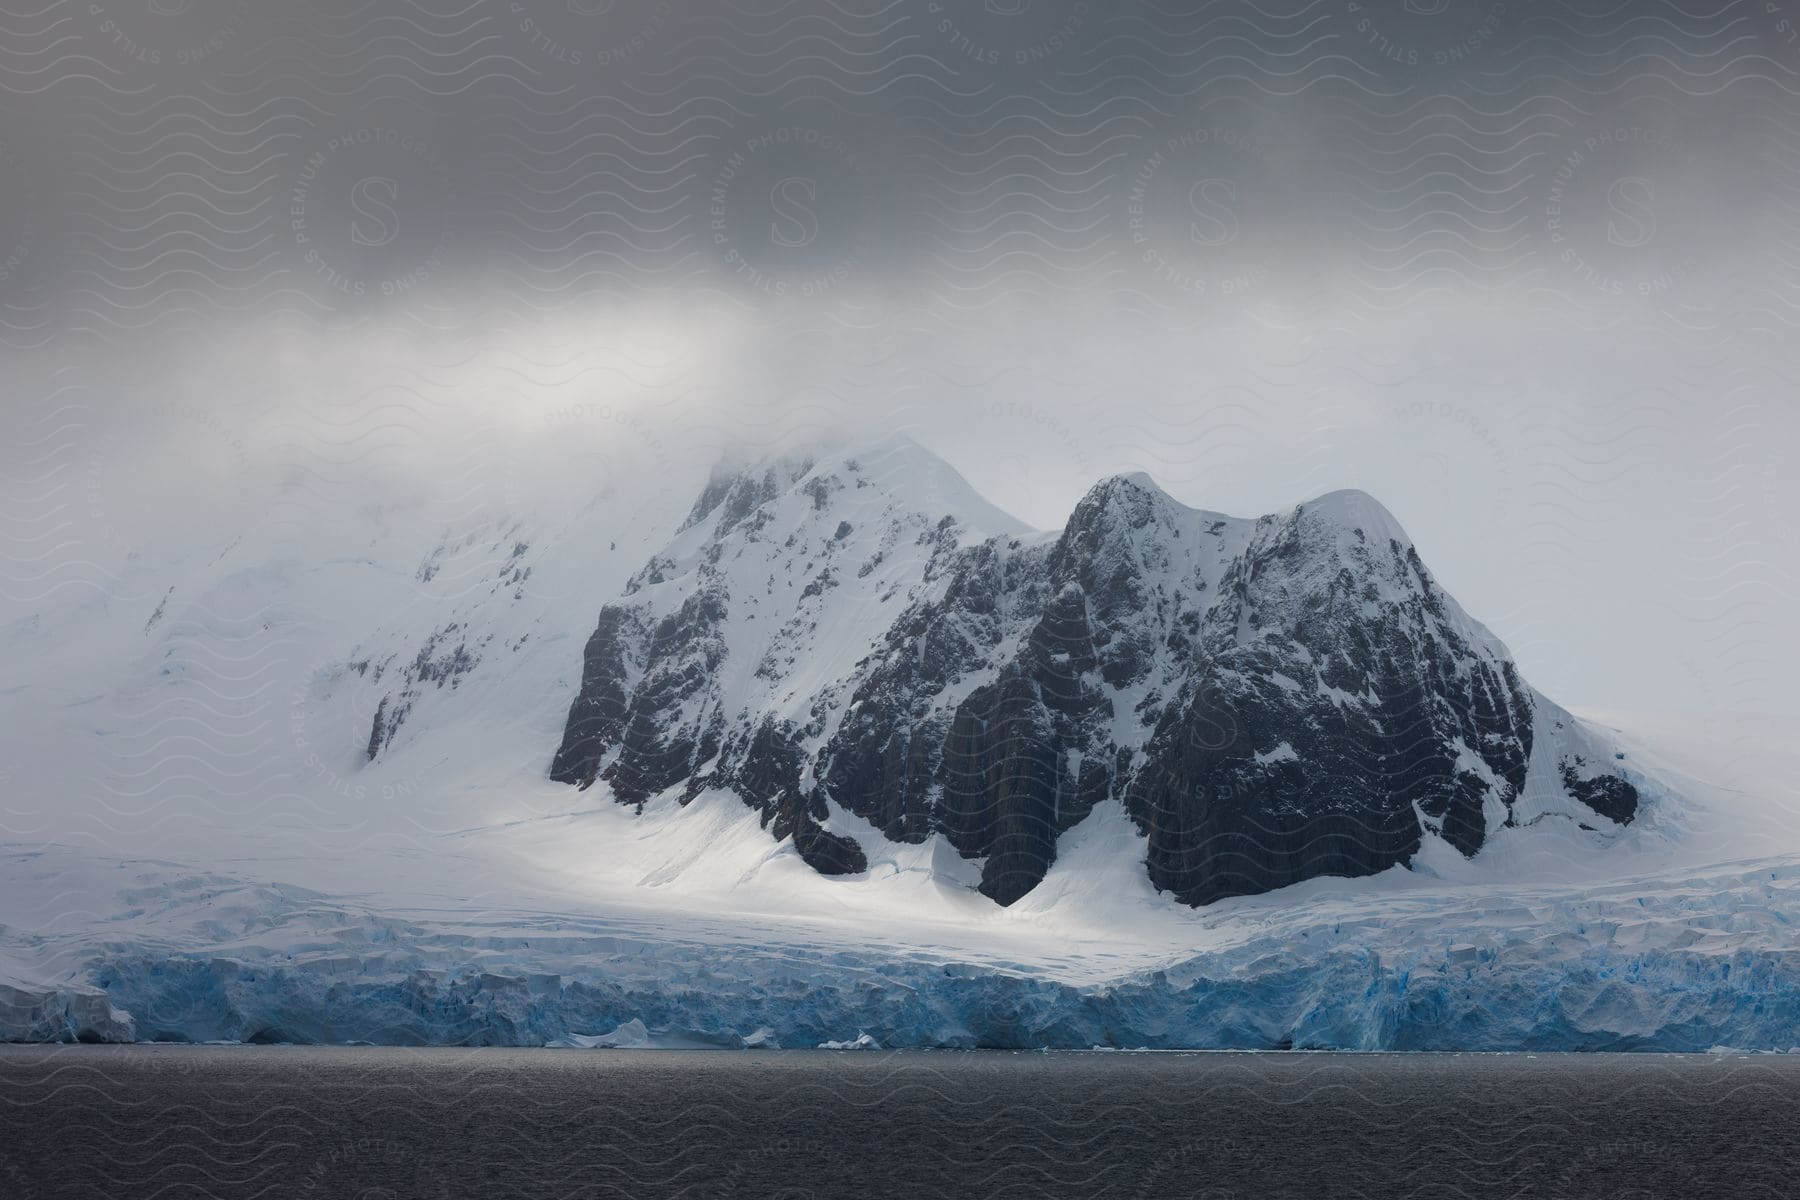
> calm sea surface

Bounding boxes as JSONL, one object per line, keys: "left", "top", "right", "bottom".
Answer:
{"left": 2, "top": 1046, "right": 1795, "bottom": 1198}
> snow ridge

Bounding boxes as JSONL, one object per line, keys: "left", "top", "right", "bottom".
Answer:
{"left": 550, "top": 438, "right": 1645, "bottom": 907}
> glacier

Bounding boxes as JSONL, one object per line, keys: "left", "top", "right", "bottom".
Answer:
{"left": 4, "top": 842, "right": 1795, "bottom": 1052}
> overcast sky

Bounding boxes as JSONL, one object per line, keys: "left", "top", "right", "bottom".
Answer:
{"left": 1, "top": 0, "right": 1796, "bottom": 716}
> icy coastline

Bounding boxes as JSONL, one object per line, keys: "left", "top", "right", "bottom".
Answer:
{"left": 6, "top": 849, "right": 1795, "bottom": 1053}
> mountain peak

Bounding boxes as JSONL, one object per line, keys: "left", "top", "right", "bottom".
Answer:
{"left": 1293, "top": 488, "right": 1413, "bottom": 548}
{"left": 555, "top": 449, "right": 1640, "bottom": 909}
{"left": 1092, "top": 470, "right": 1175, "bottom": 504}
{"left": 678, "top": 450, "right": 817, "bottom": 536}
{"left": 844, "top": 430, "right": 929, "bottom": 461}
{"left": 824, "top": 435, "right": 1031, "bottom": 540}
{"left": 1070, "top": 471, "right": 1182, "bottom": 525}
{"left": 679, "top": 433, "right": 1029, "bottom": 544}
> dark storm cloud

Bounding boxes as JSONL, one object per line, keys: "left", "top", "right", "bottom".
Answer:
{"left": 1, "top": 0, "right": 1797, "bottom": 716}
{"left": 0, "top": 0, "right": 1782, "bottom": 318}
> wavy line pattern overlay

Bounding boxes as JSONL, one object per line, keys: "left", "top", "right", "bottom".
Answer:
{"left": 2, "top": 2, "right": 1799, "bottom": 1196}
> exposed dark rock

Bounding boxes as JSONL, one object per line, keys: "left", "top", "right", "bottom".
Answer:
{"left": 548, "top": 444, "right": 1641, "bottom": 907}
{"left": 364, "top": 621, "right": 487, "bottom": 761}
{"left": 359, "top": 522, "right": 540, "bottom": 763}
{"left": 1559, "top": 756, "right": 1640, "bottom": 825}
{"left": 549, "top": 607, "right": 643, "bottom": 787}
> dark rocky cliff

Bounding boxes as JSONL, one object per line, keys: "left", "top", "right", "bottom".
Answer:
{"left": 550, "top": 438, "right": 1639, "bottom": 907}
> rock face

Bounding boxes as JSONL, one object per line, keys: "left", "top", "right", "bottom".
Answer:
{"left": 550, "top": 435, "right": 1641, "bottom": 907}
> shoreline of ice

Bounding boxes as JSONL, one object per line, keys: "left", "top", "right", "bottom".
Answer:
{"left": 5, "top": 845, "right": 1795, "bottom": 1053}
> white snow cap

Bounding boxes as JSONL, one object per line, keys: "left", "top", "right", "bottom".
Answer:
{"left": 752, "top": 431, "right": 1033, "bottom": 539}
{"left": 709, "top": 439, "right": 1418, "bottom": 556}
{"left": 1294, "top": 488, "right": 1415, "bottom": 549}
{"left": 1104, "top": 470, "right": 1169, "bottom": 497}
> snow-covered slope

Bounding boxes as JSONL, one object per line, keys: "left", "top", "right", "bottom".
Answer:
{"left": 0, "top": 435, "right": 688, "bottom": 865}
{"left": 2, "top": 433, "right": 1794, "bottom": 1049}
{"left": 548, "top": 436, "right": 1646, "bottom": 906}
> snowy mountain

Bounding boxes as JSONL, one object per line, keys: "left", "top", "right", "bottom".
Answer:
{"left": 547, "top": 435, "right": 1643, "bottom": 907}
{"left": 7, "top": 431, "right": 1799, "bottom": 1050}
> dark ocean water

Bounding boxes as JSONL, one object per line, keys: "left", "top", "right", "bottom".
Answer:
{"left": 2, "top": 1047, "right": 1795, "bottom": 1199}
